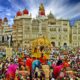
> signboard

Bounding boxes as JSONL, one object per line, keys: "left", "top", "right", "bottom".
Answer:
{"left": 6, "top": 48, "right": 12, "bottom": 58}
{"left": 42, "top": 65, "right": 50, "bottom": 78}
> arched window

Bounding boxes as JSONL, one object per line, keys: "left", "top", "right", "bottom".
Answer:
{"left": 2, "top": 36, "right": 4, "bottom": 43}
{"left": 51, "top": 41, "right": 55, "bottom": 47}
{"left": 63, "top": 43, "right": 67, "bottom": 48}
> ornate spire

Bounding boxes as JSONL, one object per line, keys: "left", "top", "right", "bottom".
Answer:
{"left": 39, "top": 3, "right": 44, "bottom": 11}
{"left": 0, "top": 18, "right": 2, "bottom": 23}
{"left": 4, "top": 17, "right": 8, "bottom": 22}
{"left": 39, "top": 3, "right": 45, "bottom": 16}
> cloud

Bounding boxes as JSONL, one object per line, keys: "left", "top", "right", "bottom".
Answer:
{"left": 0, "top": 0, "right": 80, "bottom": 25}
{"left": 27, "top": 0, "right": 80, "bottom": 19}
{"left": 61, "top": 3, "right": 80, "bottom": 19}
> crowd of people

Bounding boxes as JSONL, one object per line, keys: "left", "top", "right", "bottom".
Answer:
{"left": 0, "top": 44, "right": 80, "bottom": 80}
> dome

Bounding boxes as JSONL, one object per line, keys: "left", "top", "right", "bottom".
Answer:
{"left": 23, "top": 8, "right": 29, "bottom": 15}
{"left": 16, "top": 10, "right": 22, "bottom": 16}
{"left": 48, "top": 12, "right": 55, "bottom": 19}
{"left": 4, "top": 17, "right": 8, "bottom": 22}
{"left": 0, "top": 18, "right": 2, "bottom": 22}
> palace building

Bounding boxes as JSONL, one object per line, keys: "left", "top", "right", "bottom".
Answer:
{"left": 0, "top": 18, "right": 12, "bottom": 47}
{"left": 71, "top": 20, "right": 80, "bottom": 47}
{"left": 0, "top": 4, "right": 80, "bottom": 48}
{"left": 12, "top": 3, "right": 70, "bottom": 48}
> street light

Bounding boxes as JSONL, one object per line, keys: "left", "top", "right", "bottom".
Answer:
{"left": 8, "top": 35, "right": 11, "bottom": 48}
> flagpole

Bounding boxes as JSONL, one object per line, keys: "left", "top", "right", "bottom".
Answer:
{"left": 8, "top": 35, "right": 11, "bottom": 48}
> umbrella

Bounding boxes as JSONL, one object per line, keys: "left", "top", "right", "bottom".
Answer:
{"left": 7, "top": 64, "right": 18, "bottom": 74}
{"left": 26, "top": 58, "right": 33, "bottom": 69}
{"left": 6, "top": 64, "right": 18, "bottom": 78}
{"left": 32, "top": 60, "right": 41, "bottom": 70}
{"left": 47, "top": 61, "right": 52, "bottom": 66}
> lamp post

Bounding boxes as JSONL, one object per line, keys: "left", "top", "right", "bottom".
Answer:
{"left": 8, "top": 35, "right": 11, "bottom": 48}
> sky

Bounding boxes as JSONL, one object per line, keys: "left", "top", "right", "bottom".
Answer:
{"left": 0, "top": 0, "right": 80, "bottom": 26}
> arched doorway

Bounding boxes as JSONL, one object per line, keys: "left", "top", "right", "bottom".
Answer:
{"left": 51, "top": 41, "right": 55, "bottom": 47}
{"left": 63, "top": 43, "right": 67, "bottom": 48}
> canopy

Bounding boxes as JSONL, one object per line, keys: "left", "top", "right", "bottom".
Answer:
{"left": 31, "top": 36, "right": 50, "bottom": 47}
{"left": 31, "top": 36, "right": 50, "bottom": 59}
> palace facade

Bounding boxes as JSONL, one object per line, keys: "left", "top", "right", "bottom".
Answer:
{"left": 12, "top": 3, "right": 80, "bottom": 48}
{"left": 12, "top": 3, "right": 70, "bottom": 48}
{"left": 71, "top": 20, "right": 80, "bottom": 47}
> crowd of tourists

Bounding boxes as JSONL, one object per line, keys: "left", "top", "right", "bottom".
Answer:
{"left": 0, "top": 45, "right": 80, "bottom": 80}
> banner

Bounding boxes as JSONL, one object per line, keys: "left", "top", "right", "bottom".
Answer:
{"left": 6, "top": 48, "right": 12, "bottom": 58}
{"left": 42, "top": 65, "right": 50, "bottom": 78}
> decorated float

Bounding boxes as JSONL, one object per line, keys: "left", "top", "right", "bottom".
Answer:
{"left": 31, "top": 36, "right": 50, "bottom": 59}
